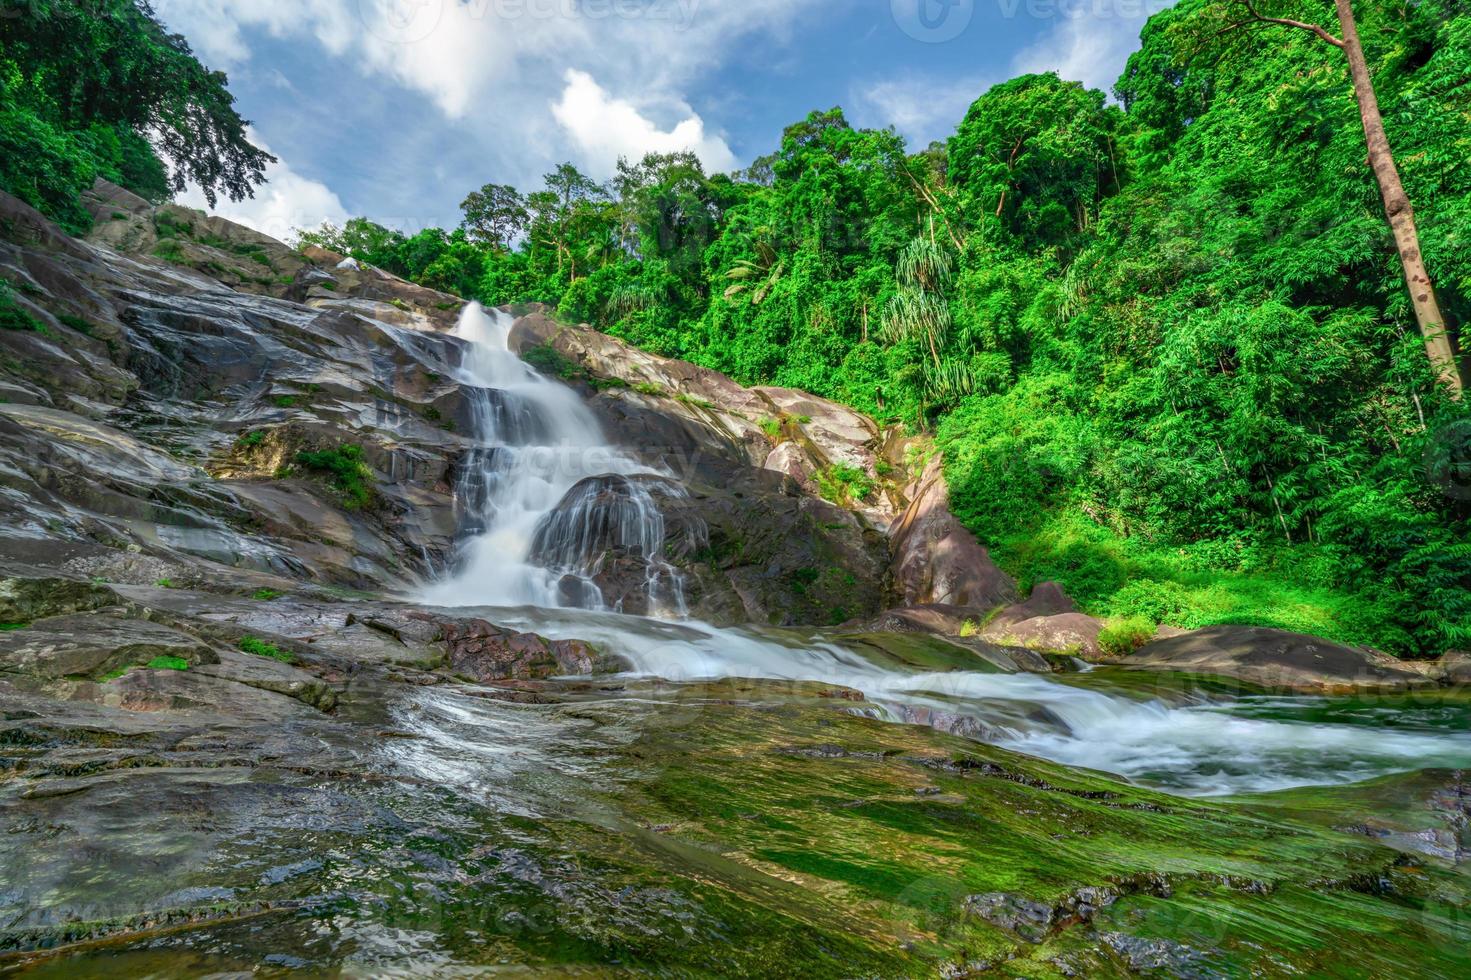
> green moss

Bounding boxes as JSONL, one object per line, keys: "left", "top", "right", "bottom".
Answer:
{"left": 54, "top": 312, "right": 94, "bottom": 335}
{"left": 675, "top": 392, "right": 716, "bottom": 410}
{"left": 239, "top": 635, "right": 293, "bottom": 663}
{"left": 235, "top": 429, "right": 266, "bottom": 450}
{"left": 252, "top": 588, "right": 283, "bottom": 601}
{"left": 521, "top": 344, "right": 582, "bottom": 380}
{"left": 144, "top": 656, "right": 188, "bottom": 671}
{"left": 155, "top": 578, "right": 174, "bottom": 589}
{"left": 247, "top": 251, "right": 272, "bottom": 267}
{"left": 0, "top": 622, "right": 28, "bottom": 631}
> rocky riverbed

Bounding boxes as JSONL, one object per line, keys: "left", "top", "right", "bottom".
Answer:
{"left": 2, "top": 184, "right": 1470, "bottom": 976}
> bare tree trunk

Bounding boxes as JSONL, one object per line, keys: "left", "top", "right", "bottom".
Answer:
{"left": 1334, "top": 0, "right": 1462, "bottom": 396}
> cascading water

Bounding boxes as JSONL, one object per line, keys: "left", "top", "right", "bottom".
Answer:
{"left": 421, "top": 304, "right": 689, "bottom": 614}
{"left": 421, "top": 304, "right": 1471, "bottom": 797}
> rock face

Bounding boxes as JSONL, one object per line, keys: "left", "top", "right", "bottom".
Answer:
{"left": 0, "top": 187, "right": 477, "bottom": 592}
{"left": 1125, "top": 626, "right": 1432, "bottom": 694}
{"left": 889, "top": 454, "right": 1018, "bottom": 612}
{"left": 506, "top": 309, "right": 1010, "bottom": 626}
{"left": 0, "top": 181, "right": 1014, "bottom": 634}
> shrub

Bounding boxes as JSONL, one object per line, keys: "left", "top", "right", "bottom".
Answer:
{"left": 145, "top": 656, "right": 189, "bottom": 671}
{"left": 816, "top": 464, "right": 875, "bottom": 506}
{"left": 290, "top": 445, "right": 375, "bottom": 510}
{"left": 1097, "top": 617, "right": 1157, "bottom": 657}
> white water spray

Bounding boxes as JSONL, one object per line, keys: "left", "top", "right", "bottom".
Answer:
{"left": 421, "top": 305, "right": 687, "bottom": 613}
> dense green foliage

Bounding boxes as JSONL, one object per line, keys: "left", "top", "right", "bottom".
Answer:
{"left": 289, "top": 445, "right": 375, "bottom": 511}
{"left": 0, "top": 0, "right": 270, "bottom": 230}
{"left": 303, "top": 0, "right": 1471, "bottom": 655}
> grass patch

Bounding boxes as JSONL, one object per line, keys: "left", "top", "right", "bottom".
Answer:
{"left": 252, "top": 588, "right": 284, "bottom": 601}
{"left": 816, "top": 464, "right": 875, "bottom": 507}
{"left": 235, "top": 429, "right": 267, "bottom": 450}
{"left": 156, "top": 578, "right": 174, "bottom": 589}
{"left": 54, "top": 312, "right": 94, "bottom": 336}
{"left": 0, "top": 623, "right": 28, "bottom": 631}
{"left": 288, "top": 444, "right": 374, "bottom": 510}
{"left": 521, "top": 343, "right": 582, "bottom": 380}
{"left": 240, "top": 635, "right": 293, "bottom": 663}
{"left": 676, "top": 392, "right": 716, "bottom": 410}
{"left": 758, "top": 417, "right": 783, "bottom": 440}
{"left": 144, "top": 656, "right": 189, "bottom": 671}
{"left": 986, "top": 510, "right": 1412, "bottom": 653}
{"left": 273, "top": 394, "right": 299, "bottom": 409}
{"left": 633, "top": 381, "right": 667, "bottom": 397}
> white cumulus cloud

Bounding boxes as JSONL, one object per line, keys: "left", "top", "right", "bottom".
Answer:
{"left": 1010, "top": 2, "right": 1174, "bottom": 94}
{"left": 551, "top": 70, "right": 737, "bottom": 177}
{"left": 178, "top": 130, "right": 348, "bottom": 243}
{"left": 855, "top": 75, "right": 990, "bottom": 146}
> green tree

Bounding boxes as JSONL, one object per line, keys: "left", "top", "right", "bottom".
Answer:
{"left": 1216, "top": 0, "right": 1463, "bottom": 397}
{"left": 459, "top": 183, "right": 528, "bottom": 251}
{"left": 0, "top": 0, "right": 272, "bottom": 209}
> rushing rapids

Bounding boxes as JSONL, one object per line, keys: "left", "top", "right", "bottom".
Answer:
{"left": 420, "top": 305, "right": 1471, "bottom": 798}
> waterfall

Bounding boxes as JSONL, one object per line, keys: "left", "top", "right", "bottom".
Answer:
{"left": 420, "top": 304, "right": 687, "bottom": 613}
{"left": 417, "top": 305, "right": 1471, "bottom": 798}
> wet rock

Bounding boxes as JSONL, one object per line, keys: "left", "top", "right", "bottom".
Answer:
{"left": 1436, "top": 651, "right": 1471, "bottom": 687}
{"left": 0, "top": 614, "right": 217, "bottom": 681}
{"left": 1126, "top": 626, "right": 1432, "bottom": 694}
{"left": 441, "top": 618, "right": 625, "bottom": 681}
{"left": 964, "top": 891, "right": 1056, "bottom": 942}
{"left": 1099, "top": 932, "right": 1211, "bottom": 977}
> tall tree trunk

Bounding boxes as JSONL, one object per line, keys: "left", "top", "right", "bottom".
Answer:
{"left": 1334, "top": 0, "right": 1462, "bottom": 397}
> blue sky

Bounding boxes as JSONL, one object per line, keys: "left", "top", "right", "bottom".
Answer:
{"left": 154, "top": 0, "right": 1168, "bottom": 240}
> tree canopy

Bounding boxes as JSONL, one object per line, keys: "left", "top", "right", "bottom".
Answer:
{"left": 0, "top": 0, "right": 271, "bottom": 229}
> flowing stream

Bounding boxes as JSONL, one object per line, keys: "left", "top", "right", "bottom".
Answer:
{"left": 420, "top": 305, "right": 1471, "bottom": 798}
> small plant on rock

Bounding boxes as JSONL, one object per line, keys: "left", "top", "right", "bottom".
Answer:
{"left": 816, "top": 464, "right": 875, "bottom": 507}
{"left": 240, "top": 636, "right": 294, "bottom": 663}
{"left": 289, "top": 444, "right": 375, "bottom": 510}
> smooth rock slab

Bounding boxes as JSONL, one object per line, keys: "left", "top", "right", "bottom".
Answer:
{"left": 1124, "top": 625, "right": 1431, "bottom": 694}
